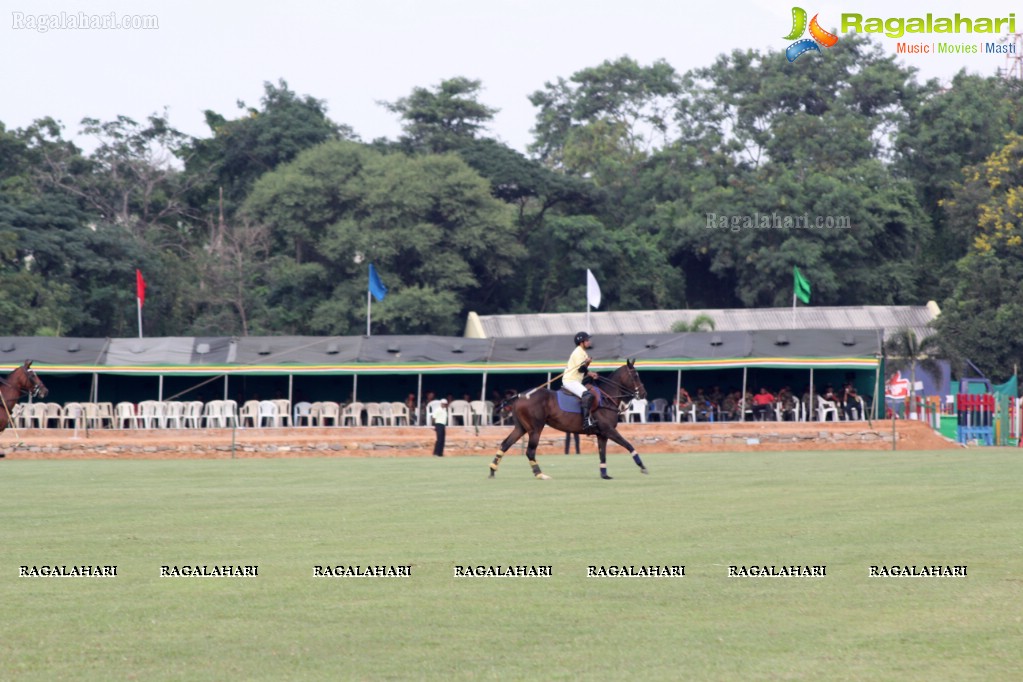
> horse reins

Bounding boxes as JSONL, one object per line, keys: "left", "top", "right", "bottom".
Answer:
{"left": 593, "top": 367, "right": 644, "bottom": 415}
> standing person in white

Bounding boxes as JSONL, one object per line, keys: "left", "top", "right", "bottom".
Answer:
{"left": 432, "top": 398, "right": 448, "bottom": 456}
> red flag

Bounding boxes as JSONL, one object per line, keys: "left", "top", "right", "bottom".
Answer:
{"left": 136, "top": 269, "right": 146, "bottom": 307}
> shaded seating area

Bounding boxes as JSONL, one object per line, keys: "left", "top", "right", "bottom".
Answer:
{"left": 5, "top": 329, "right": 886, "bottom": 433}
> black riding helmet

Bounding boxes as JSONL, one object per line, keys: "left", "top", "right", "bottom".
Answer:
{"left": 574, "top": 331, "right": 591, "bottom": 346}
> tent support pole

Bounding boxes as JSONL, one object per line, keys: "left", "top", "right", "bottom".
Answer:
{"left": 675, "top": 370, "right": 682, "bottom": 423}
{"left": 741, "top": 367, "right": 748, "bottom": 422}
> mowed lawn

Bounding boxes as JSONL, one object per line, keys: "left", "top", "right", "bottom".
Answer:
{"left": 1, "top": 449, "right": 1021, "bottom": 681}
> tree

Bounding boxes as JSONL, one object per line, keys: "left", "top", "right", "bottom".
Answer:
{"left": 183, "top": 79, "right": 349, "bottom": 219}
{"left": 896, "top": 73, "right": 1023, "bottom": 298}
{"left": 661, "top": 36, "right": 929, "bottom": 308}
{"left": 529, "top": 56, "right": 681, "bottom": 170}
{"left": 934, "top": 133, "right": 1023, "bottom": 379}
{"left": 383, "top": 77, "right": 497, "bottom": 154}
{"left": 671, "top": 314, "right": 716, "bottom": 333}
{"left": 243, "top": 141, "right": 523, "bottom": 335}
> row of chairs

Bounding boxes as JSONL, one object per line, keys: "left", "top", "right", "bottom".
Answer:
{"left": 10, "top": 398, "right": 504, "bottom": 430}
{"left": 423, "top": 399, "right": 496, "bottom": 427}
{"left": 622, "top": 397, "right": 870, "bottom": 423}
{"left": 333, "top": 401, "right": 413, "bottom": 427}
{"left": 10, "top": 402, "right": 113, "bottom": 429}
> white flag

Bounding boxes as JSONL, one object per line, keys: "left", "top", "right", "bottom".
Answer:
{"left": 586, "top": 269, "right": 601, "bottom": 309}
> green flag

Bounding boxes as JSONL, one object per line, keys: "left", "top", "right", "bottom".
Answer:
{"left": 793, "top": 266, "right": 811, "bottom": 304}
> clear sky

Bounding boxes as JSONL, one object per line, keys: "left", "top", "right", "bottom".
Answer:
{"left": 2, "top": 0, "right": 1018, "bottom": 153}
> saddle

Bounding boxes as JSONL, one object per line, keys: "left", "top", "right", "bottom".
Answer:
{"left": 556, "top": 388, "right": 603, "bottom": 414}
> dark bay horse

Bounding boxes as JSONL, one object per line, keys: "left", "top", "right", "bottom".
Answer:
{"left": 0, "top": 360, "right": 49, "bottom": 457}
{"left": 489, "top": 360, "right": 648, "bottom": 480}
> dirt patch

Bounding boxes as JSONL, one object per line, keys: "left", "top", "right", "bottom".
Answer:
{"left": 1, "top": 419, "right": 959, "bottom": 460}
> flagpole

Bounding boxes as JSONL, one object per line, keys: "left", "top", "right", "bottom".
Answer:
{"left": 792, "top": 291, "right": 796, "bottom": 329}
{"left": 367, "top": 289, "right": 372, "bottom": 337}
{"left": 137, "top": 297, "right": 143, "bottom": 339}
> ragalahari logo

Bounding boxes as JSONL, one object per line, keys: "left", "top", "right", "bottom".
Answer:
{"left": 784, "top": 7, "right": 839, "bottom": 61}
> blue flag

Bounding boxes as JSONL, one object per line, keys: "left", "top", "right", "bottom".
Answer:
{"left": 368, "top": 264, "right": 388, "bottom": 302}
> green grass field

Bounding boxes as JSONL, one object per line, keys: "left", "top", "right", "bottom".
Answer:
{"left": 2, "top": 449, "right": 1021, "bottom": 681}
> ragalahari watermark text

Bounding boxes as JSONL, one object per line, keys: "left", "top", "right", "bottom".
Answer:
{"left": 12, "top": 11, "right": 159, "bottom": 32}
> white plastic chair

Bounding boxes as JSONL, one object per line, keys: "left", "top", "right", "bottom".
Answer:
{"left": 60, "top": 403, "right": 84, "bottom": 430}
{"left": 238, "top": 400, "right": 260, "bottom": 427}
{"left": 43, "top": 402, "right": 63, "bottom": 428}
{"left": 112, "top": 402, "right": 136, "bottom": 429}
{"left": 364, "top": 402, "right": 385, "bottom": 426}
{"left": 447, "top": 400, "right": 471, "bottom": 427}
{"left": 222, "top": 400, "right": 239, "bottom": 428}
{"left": 675, "top": 403, "right": 696, "bottom": 423}
{"left": 10, "top": 403, "right": 27, "bottom": 429}
{"left": 161, "top": 401, "right": 185, "bottom": 428}
{"left": 258, "top": 400, "right": 280, "bottom": 427}
{"left": 273, "top": 399, "right": 292, "bottom": 426}
{"left": 817, "top": 399, "right": 839, "bottom": 422}
{"left": 318, "top": 401, "right": 341, "bottom": 426}
{"left": 389, "top": 402, "right": 411, "bottom": 426}
{"left": 470, "top": 400, "right": 490, "bottom": 425}
{"left": 138, "top": 400, "right": 164, "bottom": 428}
{"left": 183, "top": 401, "right": 204, "bottom": 428}
{"left": 202, "top": 400, "right": 225, "bottom": 428}
{"left": 293, "top": 401, "right": 314, "bottom": 426}
{"left": 624, "top": 398, "right": 648, "bottom": 423}
{"left": 80, "top": 403, "right": 105, "bottom": 429}
{"left": 95, "top": 402, "right": 114, "bottom": 428}
{"left": 341, "top": 402, "right": 364, "bottom": 427}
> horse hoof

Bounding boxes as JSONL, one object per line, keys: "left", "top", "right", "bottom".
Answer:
{"left": 601, "top": 473, "right": 613, "bottom": 480}
{"left": 489, "top": 470, "right": 495, "bottom": 478}
{"left": 641, "top": 468, "right": 649, "bottom": 475}
{"left": 535, "top": 473, "right": 551, "bottom": 480}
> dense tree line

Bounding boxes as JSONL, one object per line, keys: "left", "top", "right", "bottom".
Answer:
{"left": 1, "top": 36, "right": 1022, "bottom": 378}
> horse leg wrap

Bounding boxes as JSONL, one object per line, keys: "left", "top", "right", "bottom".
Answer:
{"left": 489, "top": 452, "right": 504, "bottom": 477}
{"left": 600, "top": 462, "right": 612, "bottom": 480}
{"left": 528, "top": 459, "right": 543, "bottom": 477}
{"left": 632, "top": 453, "right": 648, "bottom": 473}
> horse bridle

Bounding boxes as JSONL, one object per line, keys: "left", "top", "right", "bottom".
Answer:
{"left": 0, "top": 371, "right": 45, "bottom": 400}
{"left": 594, "top": 366, "right": 644, "bottom": 415}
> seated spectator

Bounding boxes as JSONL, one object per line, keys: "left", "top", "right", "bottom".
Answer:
{"left": 741, "top": 390, "right": 754, "bottom": 420}
{"left": 752, "top": 387, "right": 775, "bottom": 421}
{"left": 777, "top": 386, "right": 798, "bottom": 421}
{"left": 720, "top": 391, "right": 740, "bottom": 421}
{"left": 694, "top": 388, "right": 715, "bottom": 421}
{"left": 405, "top": 393, "right": 418, "bottom": 425}
{"left": 843, "top": 385, "right": 860, "bottom": 420}
{"left": 709, "top": 385, "right": 724, "bottom": 407}
{"left": 802, "top": 386, "right": 818, "bottom": 420}
{"left": 676, "top": 387, "right": 694, "bottom": 420}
